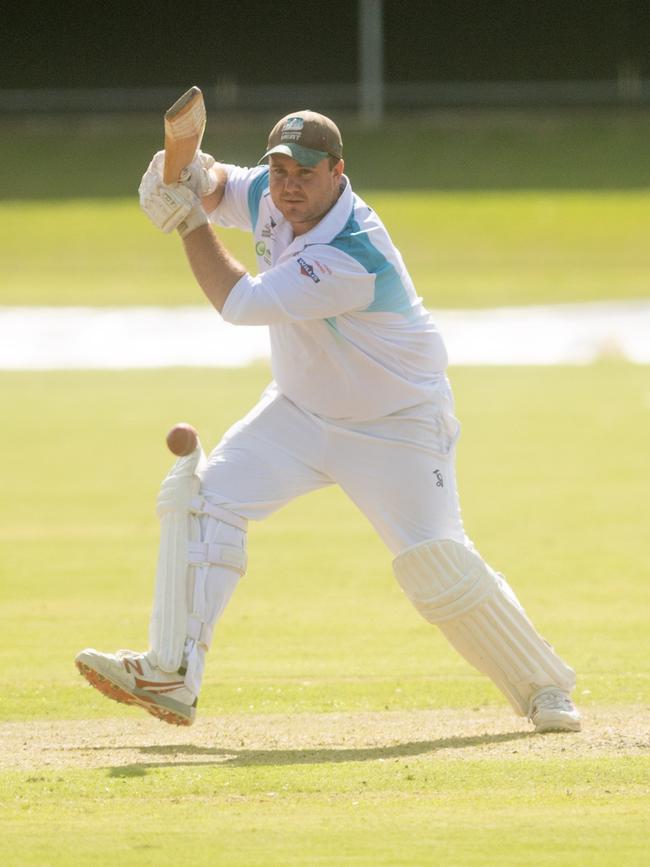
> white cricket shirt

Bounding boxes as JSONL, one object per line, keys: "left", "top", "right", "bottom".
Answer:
{"left": 212, "top": 165, "right": 448, "bottom": 420}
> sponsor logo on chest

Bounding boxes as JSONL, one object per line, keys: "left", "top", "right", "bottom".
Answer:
{"left": 255, "top": 239, "right": 273, "bottom": 266}
{"left": 255, "top": 218, "right": 276, "bottom": 264}
{"left": 261, "top": 217, "right": 276, "bottom": 239}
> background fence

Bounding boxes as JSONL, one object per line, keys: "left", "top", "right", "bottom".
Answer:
{"left": 2, "top": 77, "right": 650, "bottom": 115}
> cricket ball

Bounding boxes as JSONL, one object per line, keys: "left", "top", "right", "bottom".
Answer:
{"left": 166, "top": 422, "right": 199, "bottom": 456}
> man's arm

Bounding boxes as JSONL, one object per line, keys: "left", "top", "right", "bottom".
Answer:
{"left": 183, "top": 161, "right": 249, "bottom": 312}
{"left": 140, "top": 153, "right": 247, "bottom": 312}
{"left": 200, "top": 163, "right": 228, "bottom": 215}
{"left": 181, "top": 223, "right": 246, "bottom": 313}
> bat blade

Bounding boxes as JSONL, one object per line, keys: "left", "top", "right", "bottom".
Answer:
{"left": 163, "top": 86, "right": 206, "bottom": 184}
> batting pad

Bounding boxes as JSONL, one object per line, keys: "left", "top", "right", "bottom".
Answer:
{"left": 393, "top": 539, "right": 575, "bottom": 715}
{"left": 149, "top": 448, "right": 247, "bottom": 673}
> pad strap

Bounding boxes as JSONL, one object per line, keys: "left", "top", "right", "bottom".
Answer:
{"left": 186, "top": 615, "right": 214, "bottom": 650}
{"left": 190, "top": 497, "right": 248, "bottom": 531}
{"left": 188, "top": 540, "right": 247, "bottom": 574}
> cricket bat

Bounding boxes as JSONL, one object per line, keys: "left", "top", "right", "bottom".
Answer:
{"left": 163, "top": 86, "right": 206, "bottom": 184}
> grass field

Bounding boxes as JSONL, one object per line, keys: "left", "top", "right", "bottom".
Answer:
{"left": 3, "top": 110, "right": 650, "bottom": 199}
{"left": 0, "top": 364, "right": 648, "bottom": 865}
{"left": 2, "top": 191, "right": 649, "bottom": 309}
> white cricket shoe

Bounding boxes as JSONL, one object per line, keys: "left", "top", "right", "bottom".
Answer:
{"left": 529, "top": 687, "right": 582, "bottom": 733}
{"left": 75, "top": 648, "right": 197, "bottom": 726}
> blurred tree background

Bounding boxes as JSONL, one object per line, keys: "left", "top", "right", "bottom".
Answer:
{"left": 3, "top": 0, "right": 648, "bottom": 88}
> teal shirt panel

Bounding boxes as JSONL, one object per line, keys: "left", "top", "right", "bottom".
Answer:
{"left": 247, "top": 167, "right": 270, "bottom": 231}
{"left": 326, "top": 209, "right": 413, "bottom": 317}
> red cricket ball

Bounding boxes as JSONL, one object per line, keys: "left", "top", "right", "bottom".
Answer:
{"left": 166, "top": 422, "right": 199, "bottom": 456}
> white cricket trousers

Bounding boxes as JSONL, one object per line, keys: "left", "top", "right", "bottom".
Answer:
{"left": 199, "top": 376, "right": 468, "bottom": 555}
{"left": 189, "top": 376, "right": 576, "bottom": 715}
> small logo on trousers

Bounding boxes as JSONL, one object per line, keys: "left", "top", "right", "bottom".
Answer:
{"left": 433, "top": 469, "right": 444, "bottom": 488}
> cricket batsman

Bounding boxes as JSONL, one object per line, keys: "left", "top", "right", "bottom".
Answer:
{"left": 76, "top": 109, "right": 582, "bottom": 734}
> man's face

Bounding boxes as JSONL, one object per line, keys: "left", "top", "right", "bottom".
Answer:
{"left": 268, "top": 153, "right": 344, "bottom": 236}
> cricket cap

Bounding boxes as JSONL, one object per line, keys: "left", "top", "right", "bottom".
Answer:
{"left": 258, "top": 110, "right": 343, "bottom": 167}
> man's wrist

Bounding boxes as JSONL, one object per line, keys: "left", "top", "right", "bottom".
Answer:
{"left": 177, "top": 206, "right": 209, "bottom": 239}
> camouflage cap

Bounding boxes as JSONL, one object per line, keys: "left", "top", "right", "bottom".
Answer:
{"left": 258, "top": 110, "right": 343, "bottom": 167}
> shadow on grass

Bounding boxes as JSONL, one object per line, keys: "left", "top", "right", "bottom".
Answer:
{"left": 105, "top": 730, "right": 533, "bottom": 777}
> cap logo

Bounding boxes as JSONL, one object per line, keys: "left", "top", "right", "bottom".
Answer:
{"left": 280, "top": 116, "right": 305, "bottom": 143}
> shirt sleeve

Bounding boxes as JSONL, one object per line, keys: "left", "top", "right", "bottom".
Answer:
{"left": 221, "top": 245, "right": 375, "bottom": 326}
{"left": 209, "top": 165, "right": 269, "bottom": 232}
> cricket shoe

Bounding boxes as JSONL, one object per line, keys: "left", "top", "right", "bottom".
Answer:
{"left": 75, "top": 648, "right": 197, "bottom": 726}
{"left": 529, "top": 687, "right": 582, "bottom": 733}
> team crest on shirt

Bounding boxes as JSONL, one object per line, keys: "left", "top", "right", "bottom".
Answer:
{"left": 297, "top": 257, "right": 320, "bottom": 283}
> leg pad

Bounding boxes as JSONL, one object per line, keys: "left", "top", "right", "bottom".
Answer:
{"left": 149, "top": 449, "right": 247, "bottom": 673}
{"left": 393, "top": 539, "right": 575, "bottom": 715}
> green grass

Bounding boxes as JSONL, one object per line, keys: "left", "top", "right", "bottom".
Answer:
{"left": 1, "top": 364, "right": 648, "bottom": 722}
{"left": 2, "top": 110, "right": 650, "bottom": 199}
{"left": 2, "top": 759, "right": 648, "bottom": 866}
{"left": 1, "top": 363, "right": 649, "bottom": 865}
{"left": 2, "top": 191, "right": 649, "bottom": 308}
{"left": 0, "top": 364, "right": 648, "bottom": 864}
{"left": 2, "top": 110, "right": 648, "bottom": 309}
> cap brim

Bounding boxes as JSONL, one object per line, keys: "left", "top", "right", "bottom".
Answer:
{"left": 257, "top": 143, "right": 329, "bottom": 168}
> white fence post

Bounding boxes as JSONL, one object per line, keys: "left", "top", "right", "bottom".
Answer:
{"left": 359, "top": 0, "right": 384, "bottom": 126}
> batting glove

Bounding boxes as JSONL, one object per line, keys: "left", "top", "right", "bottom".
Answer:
{"left": 178, "top": 150, "right": 219, "bottom": 198}
{"left": 139, "top": 154, "right": 208, "bottom": 235}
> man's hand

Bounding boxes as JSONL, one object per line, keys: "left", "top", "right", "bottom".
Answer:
{"left": 179, "top": 151, "right": 219, "bottom": 198}
{"left": 139, "top": 152, "right": 208, "bottom": 236}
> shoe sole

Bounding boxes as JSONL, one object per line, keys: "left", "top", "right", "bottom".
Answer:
{"left": 535, "top": 722, "right": 582, "bottom": 733}
{"left": 534, "top": 716, "right": 582, "bottom": 733}
{"left": 75, "top": 660, "right": 195, "bottom": 727}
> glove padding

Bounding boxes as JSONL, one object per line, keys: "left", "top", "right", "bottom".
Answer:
{"left": 179, "top": 151, "right": 219, "bottom": 198}
{"left": 139, "top": 150, "right": 216, "bottom": 234}
{"left": 176, "top": 206, "right": 209, "bottom": 240}
{"left": 141, "top": 183, "right": 197, "bottom": 234}
{"left": 141, "top": 149, "right": 218, "bottom": 197}
{"left": 138, "top": 153, "right": 199, "bottom": 233}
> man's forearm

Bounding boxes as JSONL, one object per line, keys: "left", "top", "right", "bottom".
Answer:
{"left": 181, "top": 223, "right": 246, "bottom": 313}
